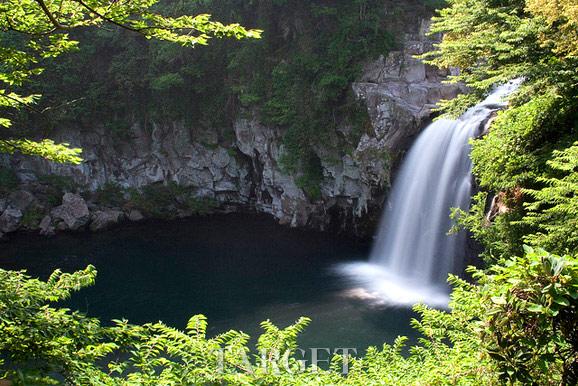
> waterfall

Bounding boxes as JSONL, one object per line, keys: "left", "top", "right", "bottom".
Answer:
{"left": 336, "top": 80, "right": 521, "bottom": 307}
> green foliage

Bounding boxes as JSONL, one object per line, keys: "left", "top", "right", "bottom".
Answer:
{"left": 150, "top": 72, "right": 185, "bottom": 92}
{"left": 37, "top": 174, "right": 77, "bottom": 193}
{"left": 421, "top": 0, "right": 448, "bottom": 10}
{"left": 524, "top": 143, "right": 578, "bottom": 252}
{"left": 35, "top": 174, "right": 78, "bottom": 206}
{"left": 470, "top": 90, "right": 564, "bottom": 192}
{"left": 476, "top": 246, "right": 578, "bottom": 384}
{"left": 294, "top": 153, "right": 324, "bottom": 201}
{"left": 0, "top": 266, "right": 319, "bottom": 384}
{"left": 92, "top": 182, "right": 125, "bottom": 208}
{"left": 128, "top": 182, "right": 216, "bottom": 219}
{"left": 422, "top": 0, "right": 576, "bottom": 102}
{"left": 0, "top": 0, "right": 261, "bottom": 163}
{"left": 20, "top": 206, "right": 44, "bottom": 229}
{"left": 0, "top": 139, "right": 82, "bottom": 164}
{"left": 0, "top": 265, "right": 107, "bottom": 385}
{"left": 255, "top": 1, "right": 394, "bottom": 178}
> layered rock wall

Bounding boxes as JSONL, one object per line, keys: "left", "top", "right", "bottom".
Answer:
{"left": 2, "top": 15, "right": 461, "bottom": 236}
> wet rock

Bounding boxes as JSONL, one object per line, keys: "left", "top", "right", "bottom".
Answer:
{"left": 0, "top": 209, "right": 23, "bottom": 233}
{"left": 51, "top": 193, "right": 90, "bottom": 231}
{"left": 39, "top": 215, "right": 55, "bottom": 236}
{"left": 89, "top": 210, "right": 125, "bottom": 231}
{"left": 127, "top": 209, "right": 145, "bottom": 222}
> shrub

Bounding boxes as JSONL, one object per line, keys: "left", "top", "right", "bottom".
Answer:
{"left": 476, "top": 247, "right": 578, "bottom": 385}
{"left": 92, "top": 182, "right": 126, "bottom": 208}
{"left": 20, "top": 207, "right": 45, "bottom": 229}
{"left": 128, "top": 182, "right": 217, "bottom": 219}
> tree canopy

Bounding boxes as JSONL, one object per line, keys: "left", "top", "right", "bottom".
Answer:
{"left": 0, "top": 0, "right": 261, "bottom": 163}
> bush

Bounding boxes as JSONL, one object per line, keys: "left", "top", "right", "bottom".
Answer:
{"left": 92, "top": 182, "right": 126, "bottom": 208}
{"left": 476, "top": 247, "right": 578, "bottom": 384}
{"left": 128, "top": 182, "right": 217, "bottom": 219}
{"left": 20, "top": 207, "right": 45, "bottom": 229}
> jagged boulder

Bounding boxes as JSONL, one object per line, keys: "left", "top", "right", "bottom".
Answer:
{"left": 0, "top": 209, "right": 23, "bottom": 233}
{"left": 89, "top": 210, "right": 125, "bottom": 231}
{"left": 51, "top": 193, "right": 90, "bottom": 231}
{"left": 7, "top": 190, "right": 36, "bottom": 211}
{"left": 127, "top": 209, "right": 145, "bottom": 222}
{"left": 39, "top": 215, "right": 55, "bottom": 236}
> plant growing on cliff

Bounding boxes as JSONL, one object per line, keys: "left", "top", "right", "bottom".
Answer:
{"left": 0, "top": 0, "right": 261, "bottom": 163}
{"left": 92, "top": 182, "right": 126, "bottom": 208}
{"left": 127, "top": 182, "right": 216, "bottom": 219}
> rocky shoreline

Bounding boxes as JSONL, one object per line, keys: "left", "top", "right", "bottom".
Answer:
{"left": 0, "top": 190, "right": 134, "bottom": 239}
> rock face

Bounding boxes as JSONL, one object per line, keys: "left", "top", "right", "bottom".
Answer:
{"left": 0, "top": 209, "right": 22, "bottom": 233}
{"left": 39, "top": 215, "right": 55, "bottom": 236}
{"left": 354, "top": 19, "right": 462, "bottom": 155}
{"left": 51, "top": 193, "right": 90, "bottom": 231}
{"left": 90, "top": 210, "right": 125, "bottom": 232}
{"left": 3, "top": 15, "right": 461, "bottom": 236}
{"left": 6, "top": 190, "right": 36, "bottom": 212}
{"left": 127, "top": 209, "right": 145, "bottom": 222}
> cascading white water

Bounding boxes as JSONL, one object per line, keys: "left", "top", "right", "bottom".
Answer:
{"left": 336, "top": 80, "right": 521, "bottom": 307}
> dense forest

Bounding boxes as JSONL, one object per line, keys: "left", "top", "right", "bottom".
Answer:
{"left": 1, "top": 0, "right": 577, "bottom": 385}
{"left": 5, "top": 0, "right": 438, "bottom": 196}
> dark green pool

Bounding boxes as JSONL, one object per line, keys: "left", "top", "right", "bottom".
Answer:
{"left": 0, "top": 213, "right": 417, "bottom": 353}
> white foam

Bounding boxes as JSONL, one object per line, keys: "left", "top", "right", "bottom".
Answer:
{"left": 334, "top": 262, "right": 450, "bottom": 308}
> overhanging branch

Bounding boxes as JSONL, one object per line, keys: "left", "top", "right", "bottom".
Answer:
{"left": 34, "top": 0, "right": 70, "bottom": 30}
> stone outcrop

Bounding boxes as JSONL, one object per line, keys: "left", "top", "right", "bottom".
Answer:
{"left": 0, "top": 209, "right": 22, "bottom": 233}
{"left": 6, "top": 190, "right": 36, "bottom": 212}
{"left": 353, "top": 19, "right": 462, "bottom": 155}
{"left": 1, "top": 14, "right": 461, "bottom": 237}
{"left": 51, "top": 193, "right": 90, "bottom": 231}
{"left": 90, "top": 210, "right": 125, "bottom": 232}
{"left": 127, "top": 209, "right": 145, "bottom": 222}
{"left": 39, "top": 215, "right": 55, "bottom": 236}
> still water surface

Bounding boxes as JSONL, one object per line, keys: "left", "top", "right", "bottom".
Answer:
{"left": 0, "top": 214, "right": 417, "bottom": 353}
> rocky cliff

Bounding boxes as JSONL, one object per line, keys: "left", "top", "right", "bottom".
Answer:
{"left": 2, "top": 15, "right": 460, "bottom": 238}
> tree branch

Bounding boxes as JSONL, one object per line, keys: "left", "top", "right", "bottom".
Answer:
{"left": 0, "top": 93, "right": 41, "bottom": 114}
{"left": 74, "top": 0, "right": 205, "bottom": 36}
{"left": 74, "top": 0, "right": 142, "bottom": 33}
{"left": 34, "top": 0, "right": 70, "bottom": 30}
